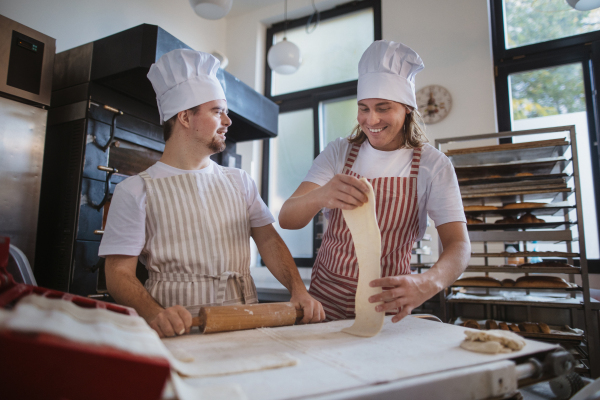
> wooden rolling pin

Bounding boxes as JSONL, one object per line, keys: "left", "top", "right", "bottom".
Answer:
{"left": 191, "top": 302, "right": 304, "bottom": 334}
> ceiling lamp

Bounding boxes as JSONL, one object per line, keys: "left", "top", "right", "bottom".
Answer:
{"left": 566, "top": 0, "right": 600, "bottom": 11}
{"left": 189, "top": 0, "right": 233, "bottom": 20}
{"left": 267, "top": 0, "right": 301, "bottom": 75}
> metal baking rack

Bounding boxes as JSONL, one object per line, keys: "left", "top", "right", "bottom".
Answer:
{"left": 436, "top": 126, "right": 599, "bottom": 378}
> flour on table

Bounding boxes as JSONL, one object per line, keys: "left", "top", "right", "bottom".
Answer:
{"left": 341, "top": 177, "right": 384, "bottom": 338}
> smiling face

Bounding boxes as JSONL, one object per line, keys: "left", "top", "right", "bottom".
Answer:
{"left": 187, "top": 99, "right": 231, "bottom": 154}
{"left": 356, "top": 99, "right": 408, "bottom": 151}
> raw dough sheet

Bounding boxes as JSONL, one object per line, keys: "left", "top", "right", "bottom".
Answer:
{"left": 168, "top": 316, "right": 557, "bottom": 400}
{"left": 341, "top": 177, "right": 384, "bottom": 337}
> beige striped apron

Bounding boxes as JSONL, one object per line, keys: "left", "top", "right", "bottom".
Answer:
{"left": 139, "top": 167, "right": 258, "bottom": 316}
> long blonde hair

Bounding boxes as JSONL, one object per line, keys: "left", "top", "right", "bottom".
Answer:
{"left": 347, "top": 107, "right": 428, "bottom": 149}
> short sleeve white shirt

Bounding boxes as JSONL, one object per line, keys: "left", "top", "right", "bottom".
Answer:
{"left": 99, "top": 161, "right": 274, "bottom": 258}
{"left": 303, "top": 138, "right": 465, "bottom": 239}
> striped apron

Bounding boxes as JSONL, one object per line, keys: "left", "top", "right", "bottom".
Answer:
{"left": 139, "top": 167, "right": 258, "bottom": 316}
{"left": 309, "top": 143, "right": 422, "bottom": 321}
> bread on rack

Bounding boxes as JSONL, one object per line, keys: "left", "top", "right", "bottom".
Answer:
{"left": 538, "top": 322, "right": 551, "bottom": 334}
{"left": 514, "top": 275, "right": 572, "bottom": 288}
{"left": 499, "top": 322, "right": 510, "bottom": 331}
{"left": 485, "top": 320, "right": 498, "bottom": 330}
{"left": 495, "top": 216, "right": 518, "bottom": 224}
{"left": 518, "top": 323, "right": 541, "bottom": 333}
{"left": 454, "top": 276, "right": 502, "bottom": 287}
{"left": 515, "top": 172, "right": 534, "bottom": 177}
{"left": 517, "top": 213, "right": 545, "bottom": 224}
{"left": 466, "top": 216, "right": 484, "bottom": 224}
{"left": 461, "top": 320, "right": 480, "bottom": 329}
{"left": 501, "top": 279, "right": 515, "bottom": 287}
{"left": 464, "top": 205, "right": 498, "bottom": 211}
{"left": 502, "top": 202, "right": 546, "bottom": 209}
{"left": 509, "top": 324, "right": 520, "bottom": 332}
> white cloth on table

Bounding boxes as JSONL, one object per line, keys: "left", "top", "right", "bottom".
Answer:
{"left": 302, "top": 139, "right": 466, "bottom": 240}
{"left": 99, "top": 160, "right": 274, "bottom": 260}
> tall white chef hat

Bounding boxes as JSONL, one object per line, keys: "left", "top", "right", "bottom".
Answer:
{"left": 147, "top": 49, "right": 226, "bottom": 124}
{"left": 357, "top": 40, "right": 424, "bottom": 109}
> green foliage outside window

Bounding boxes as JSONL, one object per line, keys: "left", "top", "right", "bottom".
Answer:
{"left": 504, "top": 0, "right": 592, "bottom": 120}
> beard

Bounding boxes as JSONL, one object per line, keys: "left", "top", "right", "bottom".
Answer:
{"left": 208, "top": 134, "right": 226, "bottom": 153}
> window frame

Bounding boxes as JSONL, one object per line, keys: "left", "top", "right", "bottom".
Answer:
{"left": 490, "top": 0, "right": 600, "bottom": 271}
{"left": 262, "top": 0, "right": 382, "bottom": 266}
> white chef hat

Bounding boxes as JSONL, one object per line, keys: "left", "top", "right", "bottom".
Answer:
{"left": 357, "top": 40, "right": 424, "bottom": 109}
{"left": 147, "top": 49, "right": 226, "bottom": 124}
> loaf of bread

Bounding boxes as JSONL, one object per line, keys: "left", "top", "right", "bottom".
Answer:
{"left": 501, "top": 279, "right": 515, "bottom": 287}
{"left": 502, "top": 202, "right": 546, "bottom": 209}
{"left": 514, "top": 275, "right": 571, "bottom": 288}
{"left": 509, "top": 324, "right": 520, "bottom": 332}
{"left": 518, "top": 322, "right": 541, "bottom": 333}
{"left": 466, "top": 216, "right": 484, "bottom": 224}
{"left": 464, "top": 205, "right": 498, "bottom": 211}
{"left": 538, "top": 323, "right": 551, "bottom": 334}
{"left": 516, "top": 172, "right": 533, "bottom": 177}
{"left": 461, "top": 320, "right": 480, "bottom": 329}
{"left": 454, "top": 277, "right": 502, "bottom": 287}
{"left": 485, "top": 320, "right": 498, "bottom": 330}
{"left": 499, "top": 322, "right": 510, "bottom": 331}
{"left": 495, "top": 216, "right": 518, "bottom": 224}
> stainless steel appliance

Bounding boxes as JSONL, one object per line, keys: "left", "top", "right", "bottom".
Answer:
{"left": 0, "top": 15, "right": 55, "bottom": 269}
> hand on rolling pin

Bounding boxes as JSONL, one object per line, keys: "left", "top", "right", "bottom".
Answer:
{"left": 316, "top": 174, "right": 369, "bottom": 210}
{"left": 290, "top": 290, "right": 326, "bottom": 324}
{"left": 148, "top": 305, "right": 193, "bottom": 338}
{"left": 368, "top": 274, "right": 438, "bottom": 323}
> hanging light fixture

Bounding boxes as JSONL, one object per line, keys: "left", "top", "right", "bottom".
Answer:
{"left": 267, "top": 0, "right": 301, "bottom": 75}
{"left": 566, "top": 0, "right": 600, "bottom": 11}
{"left": 189, "top": 0, "right": 233, "bottom": 20}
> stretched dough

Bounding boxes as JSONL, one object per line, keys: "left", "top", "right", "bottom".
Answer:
{"left": 341, "top": 178, "right": 384, "bottom": 337}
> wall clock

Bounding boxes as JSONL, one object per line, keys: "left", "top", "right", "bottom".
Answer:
{"left": 415, "top": 85, "right": 452, "bottom": 124}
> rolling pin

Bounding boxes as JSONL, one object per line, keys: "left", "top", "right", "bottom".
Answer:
{"left": 191, "top": 302, "right": 304, "bottom": 334}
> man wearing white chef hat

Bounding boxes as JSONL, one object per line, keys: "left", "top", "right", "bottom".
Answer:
{"left": 280, "top": 40, "right": 470, "bottom": 322}
{"left": 100, "top": 49, "right": 324, "bottom": 337}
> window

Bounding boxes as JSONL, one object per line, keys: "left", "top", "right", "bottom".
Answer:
{"left": 491, "top": 0, "right": 600, "bottom": 262}
{"left": 263, "top": 0, "right": 381, "bottom": 266}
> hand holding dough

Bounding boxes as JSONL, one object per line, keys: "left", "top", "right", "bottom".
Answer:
{"left": 341, "top": 177, "right": 384, "bottom": 338}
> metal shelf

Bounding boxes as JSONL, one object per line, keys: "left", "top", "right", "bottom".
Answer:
{"left": 464, "top": 203, "right": 576, "bottom": 217}
{"left": 446, "top": 138, "right": 570, "bottom": 167}
{"left": 455, "top": 157, "right": 570, "bottom": 180}
{"left": 452, "top": 285, "right": 582, "bottom": 291}
{"left": 467, "top": 221, "right": 576, "bottom": 231}
{"left": 462, "top": 187, "right": 572, "bottom": 202}
{"left": 468, "top": 230, "right": 573, "bottom": 242}
{"left": 458, "top": 172, "right": 568, "bottom": 186}
{"left": 465, "top": 266, "right": 580, "bottom": 274}
{"left": 446, "top": 294, "right": 584, "bottom": 309}
{"left": 471, "top": 251, "right": 579, "bottom": 258}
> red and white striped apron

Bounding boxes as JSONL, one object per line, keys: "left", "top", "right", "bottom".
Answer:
{"left": 309, "top": 143, "right": 422, "bottom": 321}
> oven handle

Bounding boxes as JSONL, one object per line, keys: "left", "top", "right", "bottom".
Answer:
{"left": 92, "top": 105, "right": 123, "bottom": 152}
{"left": 92, "top": 165, "right": 118, "bottom": 211}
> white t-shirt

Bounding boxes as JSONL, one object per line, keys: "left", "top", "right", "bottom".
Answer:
{"left": 99, "top": 161, "right": 274, "bottom": 259}
{"left": 303, "top": 138, "right": 465, "bottom": 239}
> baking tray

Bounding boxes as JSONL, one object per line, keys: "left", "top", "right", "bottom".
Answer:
{"left": 465, "top": 266, "right": 581, "bottom": 274}
{"left": 470, "top": 251, "right": 579, "bottom": 258}
{"left": 446, "top": 139, "right": 570, "bottom": 167}
{"left": 451, "top": 284, "right": 581, "bottom": 291}
{"left": 455, "top": 158, "right": 570, "bottom": 180}
{"left": 452, "top": 317, "right": 584, "bottom": 342}
{"left": 458, "top": 173, "right": 569, "bottom": 185}
{"left": 464, "top": 204, "right": 576, "bottom": 217}
{"left": 459, "top": 177, "right": 568, "bottom": 194}
{"left": 466, "top": 221, "right": 575, "bottom": 231}
{"left": 461, "top": 187, "right": 572, "bottom": 202}
{"left": 447, "top": 293, "right": 585, "bottom": 309}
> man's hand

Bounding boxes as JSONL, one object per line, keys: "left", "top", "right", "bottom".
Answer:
{"left": 148, "top": 305, "right": 193, "bottom": 338}
{"left": 316, "top": 174, "right": 369, "bottom": 210}
{"left": 290, "top": 290, "right": 326, "bottom": 324}
{"left": 368, "top": 274, "right": 440, "bottom": 323}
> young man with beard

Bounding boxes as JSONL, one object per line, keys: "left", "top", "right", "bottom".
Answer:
{"left": 100, "top": 49, "right": 324, "bottom": 337}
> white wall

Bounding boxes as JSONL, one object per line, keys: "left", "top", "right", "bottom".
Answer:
{"left": 228, "top": 0, "right": 497, "bottom": 182}
{"left": 0, "top": 0, "right": 226, "bottom": 54}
